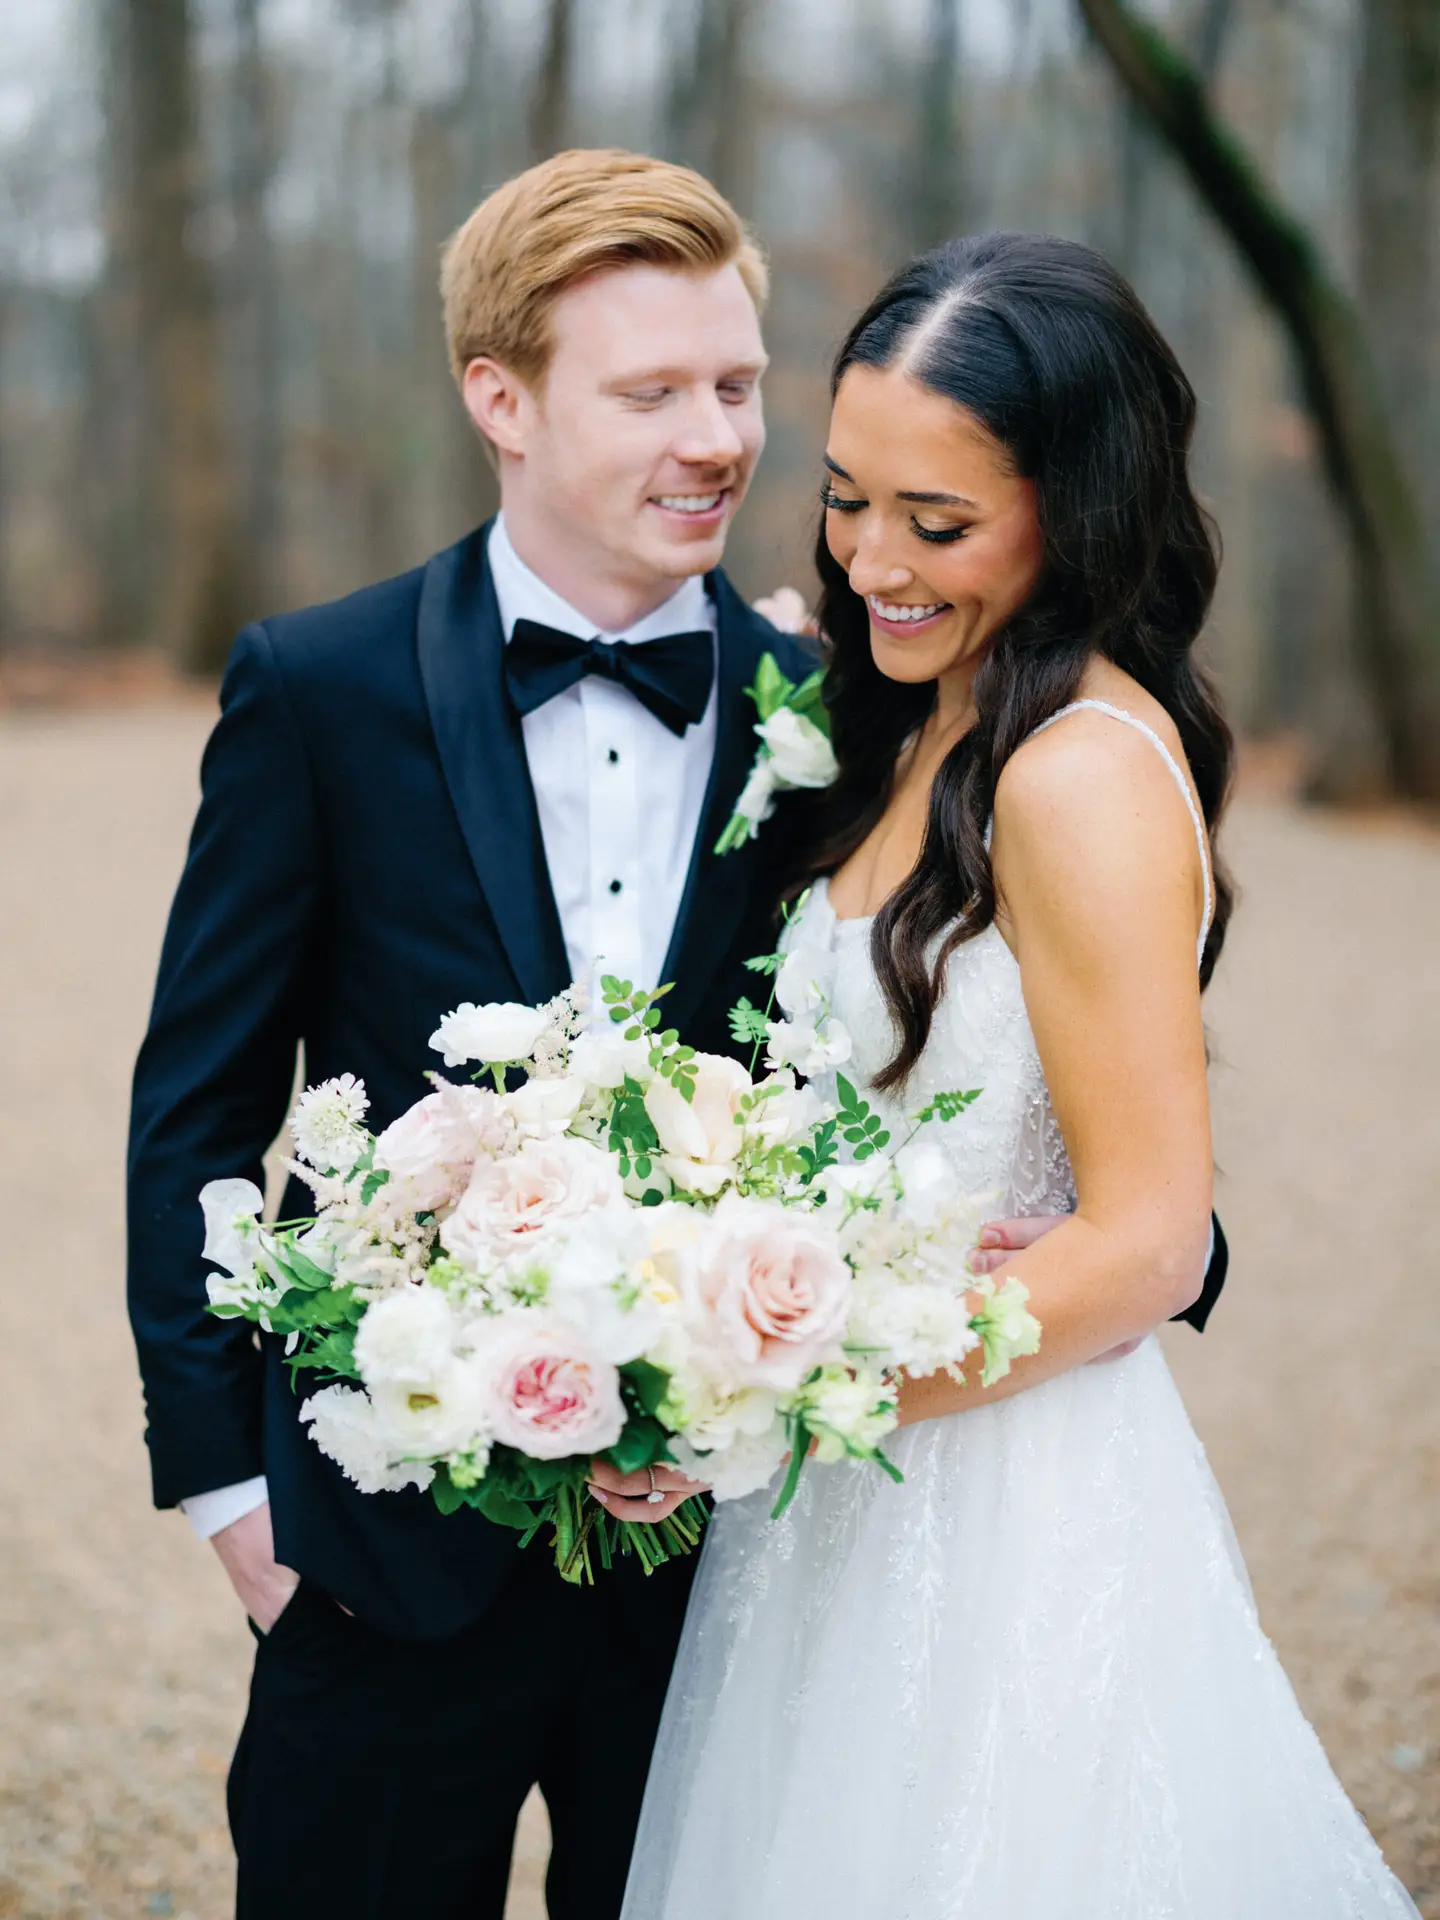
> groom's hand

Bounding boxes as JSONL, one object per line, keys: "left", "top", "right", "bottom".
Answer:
{"left": 969, "top": 1214, "right": 1145, "bottom": 1363}
{"left": 210, "top": 1501, "right": 300, "bottom": 1633}
{"left": 586, "top": 1459, "right": 708, "bottom": 1525}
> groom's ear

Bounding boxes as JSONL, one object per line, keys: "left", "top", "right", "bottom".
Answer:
{"left": 462, "top": 356, "right": 533, "bottom": 467}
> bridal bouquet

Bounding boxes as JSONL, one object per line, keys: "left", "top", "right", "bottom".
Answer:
{"left": 201, "top": 917, "right": 1040, "bottom": 1581}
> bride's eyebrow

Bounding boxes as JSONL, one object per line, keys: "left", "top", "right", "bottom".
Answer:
{"left": 897, "top": 488, "right": 979, "bottom": 508}
{"left": 822, "top": 454, "right": 856, "bottom": 482}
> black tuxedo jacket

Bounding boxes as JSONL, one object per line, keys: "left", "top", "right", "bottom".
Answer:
{"left": 127, "top": 521, "right": 1227, "bottom": 1641}
{"left": 127, "top": 523, "right": 814, "bottom": 1639}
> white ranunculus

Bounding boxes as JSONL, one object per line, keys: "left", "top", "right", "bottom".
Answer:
{"left": 733, "top": 757, "right": 779, "bottom": 829}
{"left": 669, "top": 1424, "right": 790, "bottom": 1502}
{"left": 501, "top": 1073, "right": 587, "bottom": 1139}
{"left": 567, "top": 1026, "right": 653, "bottom": 1092}
{"left": 290, "top": 1074, "right": 370, "bottom": 1175}
{"left": 644, "top": 1052, "right": 753, "bottom": 1197}
{"left": 429, "top": 1000, "right": 552, "bottom": 1070}
{"left": 300, "top": 1384, "right": 434, "bottom": 1495}
{"left": 352, "top": 1282, "right": 459, "bottom": 1386}
{"left": 764, "top": 1015, "right": 853, "bottom": 1078}
{"left": 742, "top": 1070, "right": 826, "bottom": 1151}
{"left": 200, "top": 1178, "right": 265, "bottom": 1280}
{"left": 756, "top": 707, "right": 838, "bottom": 789}
{"left": 441, "top": 1136, "right": 625, "bottom": 1269}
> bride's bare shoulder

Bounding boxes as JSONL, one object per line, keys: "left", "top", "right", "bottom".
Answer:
{"left": 990, "top": 665, "right": 1203, "bottom": 929}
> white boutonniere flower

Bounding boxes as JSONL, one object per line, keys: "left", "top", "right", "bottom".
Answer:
{"left": 715, "top": 652, "right": 838, "bottom": 855}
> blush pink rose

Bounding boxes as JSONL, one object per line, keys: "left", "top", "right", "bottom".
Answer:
{"left": 687, "top": 1194, "right": 852, "bottom": 1390}
{"left": 474, "top": 1314, "right": 625, "bottom": 1460}
{"left": 440, "top": 1136, "right": 624, "bottom": 1269}
{"left": 373, "top": 1084, "right": 509, "bottom": 1212}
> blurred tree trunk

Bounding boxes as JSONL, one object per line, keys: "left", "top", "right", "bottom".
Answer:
{"left": 1356, "top": 0, "right": 1440, "bottom": 529}
{"left": 663, "top": 0, "right": 756, "bottom": 203}
{"left": 530, "top": 0, "right": 574, "bottom": 162}
{"left": 1079, "top": 0, "right": 1440, "bottom": 801}
{"left": 911, "top": 0, "right": 965, "bottom": 251}
{"left": 104, "top": 0, "right": 240, "bottom": 669}
{"left": 229, "top": 0, "right": 282, "bottom": 620}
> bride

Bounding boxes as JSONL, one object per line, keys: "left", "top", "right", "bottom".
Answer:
{"left": 619, "top": 234, "right": 1418, "bottom": 1918}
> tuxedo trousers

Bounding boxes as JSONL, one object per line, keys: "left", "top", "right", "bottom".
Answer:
{"left": 228, "top": 1538, "right": 695, "bottom": 1919}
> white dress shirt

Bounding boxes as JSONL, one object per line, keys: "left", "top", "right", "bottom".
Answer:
{"left": 181, "top": 514, "right": 720, "bottom": 1540}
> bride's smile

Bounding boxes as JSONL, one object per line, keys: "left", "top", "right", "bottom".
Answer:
{"left": 821, "top": 359, "right": 1044, "bottom": 706}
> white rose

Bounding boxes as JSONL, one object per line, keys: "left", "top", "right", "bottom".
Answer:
{"left": 684, "top": 1192, "right": 852, "bottom": 1390}
{"left": 440, "top": 1136, "right": 624, "bottom": 1268}
{"left": 644, "top": 1053, "right": 753, "bottom": 1197}
{"left": 353, "top": 1282, "right": 459, "bottom": 1386}
{"left": 756, "top": 707, "right": 838, "bottom": 788}
{"left": 373, "top": 1084, "right": 503, "bottom": 1211}
{"left": 567, "top": 1026, "right": 653, "bottom": 1092}
{"left": 501, "top": 1074, "right": 587, "bottom": 1139}
{"left": 300, "top": 1384, "right": 434, "bottom": 1495}
{"left": 764, "top": 1015, "right": 852, "bottom": 1078}
{"left": 429, "top": 1001, "right": 552, "bottom": 1070}
{"left": 470, "top": 1311, "right": 626, "bottom": 1460}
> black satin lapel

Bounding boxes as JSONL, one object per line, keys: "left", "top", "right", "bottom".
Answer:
{"left": 659, "top": 572, "right": 770, "bottom": 1034}
{"left": 415, "top": 525, "right": 571, "bottom": 1007}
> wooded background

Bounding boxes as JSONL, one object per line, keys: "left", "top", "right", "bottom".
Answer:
{"left": 3, "top": 0, "right": 1437, "bottom": 797}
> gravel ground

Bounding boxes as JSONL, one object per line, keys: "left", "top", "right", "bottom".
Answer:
{"left": 0, "top": 703, "right": 1434, "bottom": 1919}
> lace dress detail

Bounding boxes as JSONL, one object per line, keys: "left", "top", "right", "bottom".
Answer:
{"left": 621, "top": 709, "right": 1418, "bottom": 1920}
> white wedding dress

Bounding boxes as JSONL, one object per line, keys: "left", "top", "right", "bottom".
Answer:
{"left": 622, "top": 704, "right": 1418, "bottom": 1920}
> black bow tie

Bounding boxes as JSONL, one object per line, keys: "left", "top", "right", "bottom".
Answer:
{"left": 504, "top": 618, "right": 713, "bottom": 737}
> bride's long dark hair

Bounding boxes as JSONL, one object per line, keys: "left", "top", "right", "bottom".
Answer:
{"left": 794, "top": 232, "right": 1234, "bottom": 1093}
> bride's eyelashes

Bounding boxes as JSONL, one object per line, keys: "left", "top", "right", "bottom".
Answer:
{"left": 819, "top": 482, "right": 864, "bottom": 513}
{"left": 820, "top": 483, "right": 971, "bottom": 545}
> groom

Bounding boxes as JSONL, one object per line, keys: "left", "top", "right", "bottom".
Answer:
{"left": 127, "top": 148, "right": 1227, "bottom": 1920}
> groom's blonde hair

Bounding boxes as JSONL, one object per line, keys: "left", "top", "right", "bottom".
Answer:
{"left": 440, "top": 148, "right": 768, "bottom": 390}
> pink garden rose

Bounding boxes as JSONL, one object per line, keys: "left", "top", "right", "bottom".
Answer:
{"left": 474, "top": 1313, "right": 625, "bottom": 1460}
{"left": 439, "top": 1136, "right": 624, "bottom": 1270}
{"left": 686, "top": 1193, "right": 852, "bottom": 1390}
{"left": 373, "top": 1084, "right": 509, "bottom": 1213}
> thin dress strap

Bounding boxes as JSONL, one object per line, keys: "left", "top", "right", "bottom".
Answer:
{"left": 1025, "top": 699, "right": 1214, "bottom": 966}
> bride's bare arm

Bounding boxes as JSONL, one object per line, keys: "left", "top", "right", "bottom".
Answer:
{"left": 896, "top": 712, "right": 1214, "bottom": 1425}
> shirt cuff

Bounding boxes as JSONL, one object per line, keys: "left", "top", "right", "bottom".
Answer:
{"left": 180, "top": 1475, "right": 269, "bottom": 1541}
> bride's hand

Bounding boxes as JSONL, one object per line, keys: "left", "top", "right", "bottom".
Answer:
{"left": 586, "top": 1459, "right": 708, "bottom": 1525}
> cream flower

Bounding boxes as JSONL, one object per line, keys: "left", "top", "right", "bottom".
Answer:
{"left": 764, "top": 1014, "right": 853, "bottom": 1078}
{"left": 373, "top": 1084, "right": 504, "bottom": 1211}
{"left": 644, "top": 1053, "right": 752, "bottom": 1197}
{"left": 567, "top": 1026, "right": 653, "bottom": 1092}
{"left": 500, "top": 1073, "right": 587, "bottom": 1139}
{"left": 352, "top": 1282, "right": 459, "bottom": 1385}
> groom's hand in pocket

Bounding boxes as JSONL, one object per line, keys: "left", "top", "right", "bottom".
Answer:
{"left": 210, "top": 1501, "right": 300, "bottom": 1633}
{"left": 586, "top": 1460, "right": 708, "bottom": 1525}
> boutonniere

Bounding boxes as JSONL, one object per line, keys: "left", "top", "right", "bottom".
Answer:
{"left": 714, "top": 652, "right": 839, "bottom": 855}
